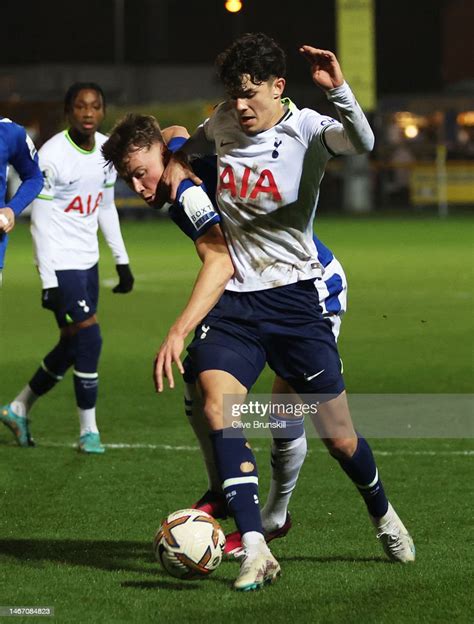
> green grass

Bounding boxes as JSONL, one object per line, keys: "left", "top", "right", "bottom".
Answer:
{"left": 0, "top": 217, "right": 473, "bottom": 623}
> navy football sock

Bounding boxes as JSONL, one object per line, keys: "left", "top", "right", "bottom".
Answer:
{"left": 211, "top": 428, "right": 263, "bottom": 536}
{"left": 269, "top": 412, "right": 305, "bottom": 443}
{"left": 29, "top": 337, "right": 75, "bottom": 396}
{"left": 73, "top": 324, "right": 102, "bottom": 409}
{"left": 337, "top": 436, "right": 389, "bottom": 518}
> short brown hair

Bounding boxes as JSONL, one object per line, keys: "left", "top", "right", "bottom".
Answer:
{"left": 101, "top": 113, "right": 164, "bottom": 177}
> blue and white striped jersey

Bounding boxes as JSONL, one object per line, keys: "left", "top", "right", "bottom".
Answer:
{"left": 313, "top": 237, "right": 347, "bottom": 317}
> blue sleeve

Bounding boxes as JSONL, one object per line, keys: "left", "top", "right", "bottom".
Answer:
{"left": 168, "top": 136, "right": 188, "bottom": 152}
{"left": 8, "top": 124, "right": 43, "bottom": 216}
{"left": 169, "top": 179, "right": 220, "bottom": 242}
{"left": 167, "top": 135, "right": 218, "bottom": 208}
{"left": 166, "top": 136, "right": 220, "bottom": 240}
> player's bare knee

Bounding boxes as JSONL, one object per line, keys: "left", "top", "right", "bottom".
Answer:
{"left": 202, "top": 397, "right": 224, "bottom": 430}
{"left": 326, "top": 436, "right": 358, "bottom": 460}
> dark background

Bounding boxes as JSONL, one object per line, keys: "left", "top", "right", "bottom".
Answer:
{"left": 2, "top": 0, "right": 472, "bottom": 95}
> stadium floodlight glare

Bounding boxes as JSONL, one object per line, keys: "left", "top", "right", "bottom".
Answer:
{"left": 404, "top": 124, "right": 419, "bottom": 139}
{"left": 225, "top": 0, "right": 242, "bottom": 12}
{"left": 457, "top": 111, "right": 474, "bottom": 126}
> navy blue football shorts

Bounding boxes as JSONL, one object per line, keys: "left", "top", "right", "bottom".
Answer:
{"left": 54, "top": 264, "right": 99, "bottom": 328}
{"left": 186, "top": 279, "right": 345, "bottom": 396}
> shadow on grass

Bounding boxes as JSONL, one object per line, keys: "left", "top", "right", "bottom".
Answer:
{"left": 0, "top": 438, "right": 23, "bottom": 447}
{"left": 0, "top": 538, "right": 234, "bottom": 589}
{"left": 121, "top": 580, "right": 202, "bottom": 590}
{"left": 0, "top": 538, "right": 389, "bottom": 595}
{"left": 279, "top": 554, "right": 389, "bottom": 564}
{"left": 0, "top": 538, "right": 156, "bottom": 574}
{"left": 121, "top": 576, "right": 231, "bottom": 590}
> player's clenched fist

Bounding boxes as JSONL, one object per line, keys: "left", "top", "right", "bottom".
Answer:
{"left": 0, "top": 207, "right": 15, "bottom": 233}
{"left": 299, "top": 46, "right": 344, "bottom": 91}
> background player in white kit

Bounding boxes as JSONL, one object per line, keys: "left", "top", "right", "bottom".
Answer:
{"left": 160, "top": 33, "right": 415, "bottom": 590}
{"left": 0, "top": 83, "right": 134, "bottom": 453}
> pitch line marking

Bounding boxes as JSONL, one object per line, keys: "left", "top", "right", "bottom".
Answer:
{"left": 38, "top": 441, "right": 474, "bottom": 456}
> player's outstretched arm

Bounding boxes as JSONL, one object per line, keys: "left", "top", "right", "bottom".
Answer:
{"left": 154, "top": 224, "right": 234, "bottom": 393}
{"left": 299, "top": 45, "right": 344, "bottom": 91}
{"left": 300, "top": 45, "right": 374, "bottom": 154}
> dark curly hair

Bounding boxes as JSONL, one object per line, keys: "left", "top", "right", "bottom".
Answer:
{"left": 101, "top": 113, "right": 164, "bottom": 177}
{"left": 216, "top": 32, "right": 286, "bottom": 96}
{"left": 64, "top": 82, "right": 106, "bottom": 113}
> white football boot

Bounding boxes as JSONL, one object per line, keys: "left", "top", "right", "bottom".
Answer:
{"left": 234, "top": 539, "right": 281, "bottom": 591}
{"left": 372, "top": 502, "right": 415, "bottom": 563}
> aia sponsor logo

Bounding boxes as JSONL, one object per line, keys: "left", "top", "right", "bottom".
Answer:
{"left": 65, "top": 192, "right": 103, "bottom": 214}
{"left": 219, "top": 166, "right": 282, "bottom": 201}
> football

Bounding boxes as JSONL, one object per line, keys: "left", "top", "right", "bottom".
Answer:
{"left": 153, "top": 509, "right": 226, "bottom": 579}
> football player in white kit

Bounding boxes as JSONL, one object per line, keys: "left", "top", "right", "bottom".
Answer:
{"left": 102, "top": 115, "right": 348, "bottom": 562}
{"left": 0, "top": 83, "right": 134, "bottom": 453}
{"left": 159, "top": 34, "right": 415, "bottom": 590}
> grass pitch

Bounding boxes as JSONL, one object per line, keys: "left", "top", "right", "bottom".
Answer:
{"left": 0, "top": 216, "right": 473, "bottom": 623}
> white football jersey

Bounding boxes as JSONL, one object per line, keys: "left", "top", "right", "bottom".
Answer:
{"left": 31, "top": 130, "right": 129, "bottom": 287}
{"left": 203, "top": 99, "right": 340, "bottom": 292}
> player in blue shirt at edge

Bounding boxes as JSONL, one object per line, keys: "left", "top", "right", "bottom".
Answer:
{"left": 155, "top": 33, "right": 415, "bottom": 591}
{"left": 0, "top": 117, "right": 43, "bottom": 286}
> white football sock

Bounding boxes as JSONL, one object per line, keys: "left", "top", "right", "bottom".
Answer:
{"left": 261, "top": 434, "right": 307, "bottom": 532}
{"left": 11, "top": 384, "right": 39, "bottom": 418}
{"left": 78, "top": 407, "right": 99, "bottom": 435}
{"left": 242, "top": 531, "right": 267, "bottom": 551}
{"left": 184, "top": 383, "right": 222, "bottom": 493}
